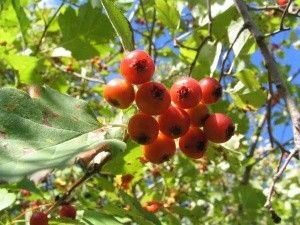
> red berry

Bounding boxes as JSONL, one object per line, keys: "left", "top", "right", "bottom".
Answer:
{"left": 277, "top": 0, "right": 288, "bottom": 8}
{"left": 120, "top": 50, "right": 155, "bottom": 84}
{"left": 135, "top": 82, "right": 171, "bottom": 115}
{"left": 59, "top": 204, "right": 77, "bottom": 219}
{"left": 170, "top": 77, "right": 202, "bottom": 109}
{"left": 30, "top": 211, "right": 48, "bottom": 225}
{"left": 128, "top": 113, "right": 159, "bottom": 144}
{"left": 179, "top": 127, "right": 208, "bottom": 159}
{"left": 186, "top": 103, "right": 210, "bottom": 127}
{"left": 143, "top": 133, "right": 176, "bottom": 164}
{"left": 103, "top": 79, "right": 135, "bottom": 109}
{"left": 20, "top": 189, "right": 31, "bottom": 197}
{"left": 158, "top": 106, "right": 190, "bottom": 139}
{"left": 203, "top": 113, "right": 235, "bottom": 143}
{"left": 143, "top": 201, "right": 161, "bottom": 213}
{"left": 199, "top": 77, "right": 222, "bottom": 104}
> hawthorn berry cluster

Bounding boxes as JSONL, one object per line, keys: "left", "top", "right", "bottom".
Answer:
{"left": 29, "top": 204, "right": 76, "bottom": 225}
{"left": 103, "top": 50, "right": 235, "bottom": 164}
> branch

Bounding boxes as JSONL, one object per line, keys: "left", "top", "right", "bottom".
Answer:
{"left": 188, "top": 0, "right": 212, "bottom": 76}
{"left": 51, "top": 60, "right": 105, "bottom": 83}
{"left": 264, "top": 0, "right": 293, "bottom": 37}
{"left": 46, "top": 151, "right": 111, "bottom": 214}
{"left": 234, "top": 0, "right": 300, "bottom": 160}
{"left": 241, "top": 115, "right": 267, "bottom": 185}
{"left": 264, "top": 149, "right": 299, "bottom": 223}
{"left": 248, "top": 4, "right": 300, "bottom": 18}
{"left": 234, "top": 0, "right": 300, "bottom": 220}
{"left": 219, "top": 25, "right": 247, "bottom": 81}
{"left": 35, "top": 1, "right": 65, "bottom": 54}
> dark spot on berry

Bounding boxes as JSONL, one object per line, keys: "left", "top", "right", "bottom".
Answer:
{"left": 151, "top": 85, "right": 164, "bottom": 101}
{"left": 177, "top": 86, "right": 190, "bottom": 100}
{"left": 213, "top": 86, "right": 222, "bottom": 99}
{"left": 159, "top": 153, "right": 171, "bottom": 163}
{"left": 107, "top": 98, "right": 120, "bottom": 107}
{"left": 199, "top": 114, "right": 210, "bottom": 126}
{"left": 196, "top": 141, "right": 205, "bottom": 152}
{"left": 226, "top": 124, "right": 235, "bottom": 139}
{"left": 170, "top": 126, "right": 182, "bottom": 136}
{"left": 136, "top": 133, "right": 150, "bottom": 144}
{"left": 133, "top": 59, "right": 148, "bottom": 73}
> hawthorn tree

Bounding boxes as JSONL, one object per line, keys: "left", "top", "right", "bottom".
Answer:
{"left": 0, "top": 0, "right": 299, "bottom": 224}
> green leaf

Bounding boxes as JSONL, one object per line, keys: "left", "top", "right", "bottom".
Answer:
{"left": 99, "top": 0, "right": 134, "bottom": 51}
{"left": 234, "top": 185, "right": 266, "bottom": 217}
{"left": 235, "top": 69, "right": 261, "bottom": 91}
{"left": 228, "top": 19, "right": 251, "bottom": 57}
{"left": 0, "top": 189, "right": 16, "bottom": 211}
{"left": 50, "top": 218, "right": 85, "bottom": 225}
{"left": 11, "top": 0, "right": 30, "bottom": 44}
{"left": 102, "top": 141, "right": 143, "bottom": 176}
{"left": 5, "top": 55, "right": 43, "bottom": 84}
{"left": 0, "top": 86, "right": 126, "bottom": 181}
{"left": 82, "top": 210, "right": 122, "bottom": 225}
{"left": 155, "top": 0, "right": 180, "bottom": 34}
{"left": 58, "top": 3, "right": 115, "bottom": 60}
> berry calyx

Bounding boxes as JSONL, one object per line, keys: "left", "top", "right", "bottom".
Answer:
{"left": 170, "top": 77, "right": 202, "bottom": 109}
{"left": 135, "top": 82, "right": 171, "bottom": 115}
{"left": 199, "top": 77, "right": 222, "bottom": 104}
{"left": 158, "top": 106, "right": 190, "bottom": 139}
{"left": 59, "top": 204, "right": 77, "bottom": 219}
{"left": 120, "top": 50, "right": 155, "bottom": 84}
{"left": 103, "top": 79, "right": 135, "bottom": 109}
{"left": 203, "top": 113, "right": 235, "bottom": 143}
{"left": 128, "top": 113, "right": 159, "bottom": 144}
{"left": 143, "top": 133, "right": 176, "bottom": 164}
{"left": 186, "top": 103, "right": 209, "bottom": 127}
{"left": 179, "top": 127, "right": 208, "bottom": 159}
{"left": 30, "top": 211, "right": 48, "bottom": 225}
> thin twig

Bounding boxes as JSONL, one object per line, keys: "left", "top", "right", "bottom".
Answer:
{"left": 46, "top": 152, "right": 111, "bottom": 214}
{"left": 188, "top": 0, "right": 212, "bottom": 76}
{"left": 241, "top": 115, "right": 267, "bottom": 185}
{"left": 280, "top": 0, "right": 294, "bottom": 30}
{"left": 51, "top": 61, "right": 105, "bottom": 83}
{"left": 219, "top": 25, "right": 246, "bottom": 82}
{"left": 148, "top": 9, "right": 157, "bottom": 57}
{"left": 35, "top": 1, "right": 65, "bottom": 54}
{"left": 264, "top": 149, "right": 299, "bottom": 216}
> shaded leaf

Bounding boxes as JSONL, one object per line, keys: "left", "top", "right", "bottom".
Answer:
{"left": 100, "top": 0, "right": 134, "bottom": 51}
{"left": 0, "top": 86, "right": 126, "bottom": 181}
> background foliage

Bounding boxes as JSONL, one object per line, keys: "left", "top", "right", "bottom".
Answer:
{"left": 0, "top": 0, "right": 299, "bottom": 224}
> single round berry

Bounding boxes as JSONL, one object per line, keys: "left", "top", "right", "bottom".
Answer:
{"left": 20, "top": 189, "right": 31, "bottom": 197}
{"left": 179, "top": 127, "right": 208, "bottom": 159}
{"left": 143, "top": 133, "right": 176, "bottom": 164}
{"left": 135, "top": 82, "right": 171, "bottom": 115}
{"left": 158, "top": 106, "right": 190, "bottom": 139}
{"left": 170, "top": 77, "right": 202, "bottom": 109}
{"left": 59, "top": 204, "right": 77, "bottom": 219}
{"left": 30, "top": 211, "right": 48, "bottom": 225}
{"left": 143, "top": 201, "right": 161, "bottom": 213}
{"left": 277, "top": 0, "right": 288, "bottom": 8}
{"left": 120, "top": 50, "right": 155, "bottom": 84}
{"left": 186, "top": 103, "right": 210, "bottom": 127}
{"left": 199, "top": 77, "right": 222, "bottom": 104}
{"left": 203, "top": 113, "right": 235, "bottom": 143}
{"left": 103, "top": 79, "right": 135, "bottom": 109}
{"left": 128, "top": 113, "right": 159, "bottom": 144}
